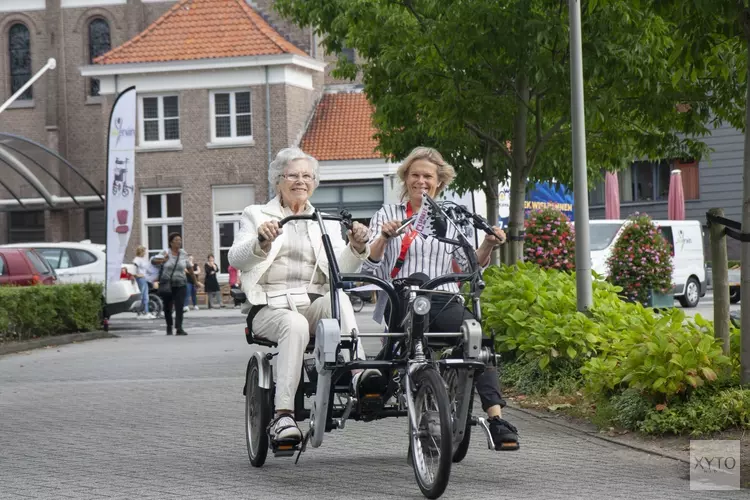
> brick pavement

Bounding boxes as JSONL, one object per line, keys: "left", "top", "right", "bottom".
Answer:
{"left": 0, "top": 307, "right": 746, "bottom": 500}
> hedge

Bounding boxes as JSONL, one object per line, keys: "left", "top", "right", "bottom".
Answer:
{"left": 0, "top": 283, "right": 103, "bottom": 342}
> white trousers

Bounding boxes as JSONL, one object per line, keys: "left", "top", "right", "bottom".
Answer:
{"left": 252, "top": 291, "right": 364, "bottom": 411}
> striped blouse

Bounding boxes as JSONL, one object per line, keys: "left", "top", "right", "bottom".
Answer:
{"left": 362, "top": 203, "right": 472, "bottom": 294}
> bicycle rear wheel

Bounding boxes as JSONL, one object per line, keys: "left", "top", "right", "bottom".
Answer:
{"left": 409, "top": 367, "right": 453, "bottom": 499}
{"left": 350, "top": 294, "right": 364, "bottom": 312}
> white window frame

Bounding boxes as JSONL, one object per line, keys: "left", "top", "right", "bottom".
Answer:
{"left": 137, "top": 94, "right": 181, "bottom": 149}
{"left": 208, "top": 89, "right": 254, "bottom": 147}
{"left": 211, "top": 184, "right": 254, "bottom": 281}
{"left": 141, "top": 190, "right": 184, "bottom": 258}
{"left": 213, "top": 216, "right": 242, "bottom": 283}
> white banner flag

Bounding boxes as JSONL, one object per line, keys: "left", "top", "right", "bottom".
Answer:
{"left": 105, "top": 87, "right": 137, "bottom": 284}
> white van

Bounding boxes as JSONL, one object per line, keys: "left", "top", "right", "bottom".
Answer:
{"left": 589, "top": 220, "right": 707, "bottom": 307}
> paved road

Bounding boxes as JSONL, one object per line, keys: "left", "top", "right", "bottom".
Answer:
{"left": 686, "top": 290, "right": 741, "bottom": 319}
{"left": 0, "top": 307, "right": 745, "bottom": 499}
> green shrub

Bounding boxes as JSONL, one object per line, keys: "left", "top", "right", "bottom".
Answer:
{"left": 581, "top": 310, "right": 733, "bottom": 401}
{"left": 484, "top": 263, "right": 733, "bottom": 402}
{"left": 523, "top": 208, "right": 575, "bottom": 271}
{"left": 483, "top": 262, "right": 613, "bottom": 372}
{"left": 607, "top": 214, "right": 673, "bottom": 304}
{"left": 638, "top": 387, "right": 750, "bottom": 436}
{"left": 0, "top": 284, "right": 103, "bottom": 342}
{"left": 501, "top": 359, "right": 581, "bottom": 396}
{"left": 607, "top": 389, "right": 652, "bottom": 430}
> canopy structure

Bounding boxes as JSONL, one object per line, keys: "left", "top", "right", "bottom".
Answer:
{"left": 0, "top": 132, "right": 104, "bottom": 212}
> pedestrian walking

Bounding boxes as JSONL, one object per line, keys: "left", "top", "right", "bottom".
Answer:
{"left": 151, "top": 233, "right": 198, "bottom": 336}
{"left": 133, "top": 245, "right": 155, "bottom": 320}
{"left": 184, "top": 254, "right": 201, "bottom": 312}
{"left": 204, "top": 254, "right": 224, "bottom": 308}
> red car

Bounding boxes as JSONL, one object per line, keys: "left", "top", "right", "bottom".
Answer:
{"left": 0, "top": 248, "right": 57, "bottom": 286}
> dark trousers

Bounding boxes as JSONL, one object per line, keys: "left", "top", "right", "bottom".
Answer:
{"left": 162, "top": 285, "right": 187, "bottom": 331}
{"left": 429, "top": 294, "right": 506, "bottom": 411}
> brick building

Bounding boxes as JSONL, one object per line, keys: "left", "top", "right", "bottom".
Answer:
{"left": 0, "top": 0, "right": 391, "bottom": 280}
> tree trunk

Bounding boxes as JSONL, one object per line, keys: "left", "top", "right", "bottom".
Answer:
{"left": 507, "top": 168, "right": 526, "bottom": 263}
{"left": 742, "top": 31, "right": 750, "bottom": 384}
{"left": 709, "top": 208, "right": 730, "bottom": 356}
{"left": 482, "top": 146, "right": 501, "bottom": 266}
{"left": 508, "top": 72, "right": 529, "bottom": 263}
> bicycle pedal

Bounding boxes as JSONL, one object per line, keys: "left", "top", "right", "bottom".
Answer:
{"left": 358, "top": 394, "right": 385, "bottom": 413}
{"left": 271, "top": 441, "right": 300, "bottom": 457}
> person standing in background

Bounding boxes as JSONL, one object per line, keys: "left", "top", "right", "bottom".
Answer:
{"left": 204, "top": 254, "right": 224, "bottom": 308}
{"left": 133, "top": 245, "right": 155, "bottom": 320}
{"left": 184, "top": 254, "right": 201, "bottom": 312}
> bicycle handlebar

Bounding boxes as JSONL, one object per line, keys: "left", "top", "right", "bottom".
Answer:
{"left": 257, "top": 210, "right": 353, "bottom": 242}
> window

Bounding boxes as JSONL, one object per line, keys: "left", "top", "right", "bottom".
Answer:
{"left": 210, "top": 90, "right": 252, "bottom": 143}
{"left": 142, "top": 192, "right": 183, "bottom": 258}
{"left": 88, "top": 19, "right": 111, "bottom": 96}
{"left": 138, "top": 95, "right": 180, "bottom": 146}
{"left": 8, "top": 211, "right": 44, "bottom": 243}
{"left": 9, "top": 23, "right": 32, "bottom": 100}
{"left": 590, "top": 159, "right": 697, "bottom": 206}
{"left": 38, "top": 248, "right": 72, "bottom": 269}
{"left": 676, "top": 160, "right": 700, "bottom": 200}
{"left": 213, "top": 185, "right": 254, "bottom": 274}
{"left": 341, "top": 45, "right": 355, "bottom": 63}
{"left": 310, "top": 181, "right": 384, "bottom": 224}
{"left": 71, "top": 249, "right": 97, "bottom": 266}
{"left": 660, "top": 225, "right": 675, "bottom": 257}
{"left": 0, "top": 256, "right": 5, "bottom": 275}
{"left": 26, "top": 250, "right": 52, "bottom": 275}
{"left": 85, "top": 208, "right": 105, "bottom": 244}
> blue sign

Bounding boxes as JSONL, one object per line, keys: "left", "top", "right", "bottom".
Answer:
{"left": 498, "top": 181, "right": 575, "bottom": 227}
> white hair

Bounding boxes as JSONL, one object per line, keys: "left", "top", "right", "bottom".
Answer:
{"left": 268, "top": 147, "right": 320, "bottom": 194}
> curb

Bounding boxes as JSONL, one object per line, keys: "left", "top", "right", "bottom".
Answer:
{"left": 507, "top": 403, "right": 689, "bottom": 464}
{"left": 0, "top": 331, "right": 118, "bottom": 356}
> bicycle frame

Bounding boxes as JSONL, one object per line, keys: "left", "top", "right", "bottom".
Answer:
{"left": 264, "top": 203, "right": 495, "bottom": 450}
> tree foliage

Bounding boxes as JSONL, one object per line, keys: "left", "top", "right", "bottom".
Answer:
{"left": 276, "top": 0, "right": 724, "bottom": 261}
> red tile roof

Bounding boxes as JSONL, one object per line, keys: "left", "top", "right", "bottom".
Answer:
{"left": 301, "top": 92, "right": 383, "bottom": 161}
{"left": 94, "top": 0, "right": 306, "bottom": 65}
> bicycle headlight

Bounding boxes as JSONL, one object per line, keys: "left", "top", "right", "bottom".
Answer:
{"left": 412, "top": 296, "right": 431, "bottom": 316}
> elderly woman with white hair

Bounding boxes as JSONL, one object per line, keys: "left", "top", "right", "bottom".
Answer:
{"left": 228, "top": 147, "right": 372, "bottom": 445}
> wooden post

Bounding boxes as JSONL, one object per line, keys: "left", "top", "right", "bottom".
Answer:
{"left": 708, "top": 208, "right": 730, "bottom": 355}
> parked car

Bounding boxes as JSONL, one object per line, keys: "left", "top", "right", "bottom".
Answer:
{"left": 0, "top": 241, "right": 140, "bottom": 316}
{"left": 589, "top": 219, "right": 707, "bottom": 307}
{"left": 0, "top": 247, "right": 57, "bottom": 286}
{"left": 727, "top": 266, "right": 741, "bottom": 304}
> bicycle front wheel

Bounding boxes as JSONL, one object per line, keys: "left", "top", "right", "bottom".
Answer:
{"left": 409, "top": 367, "right": 453, "bottom": 499}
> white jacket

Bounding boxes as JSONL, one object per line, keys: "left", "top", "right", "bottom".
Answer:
{"left": 227, "top": 196, "right": 370, "bottom": 306}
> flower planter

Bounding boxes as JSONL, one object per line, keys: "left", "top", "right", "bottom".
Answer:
{"left": 647, "top": 289, "right": 674, "bottom": 309}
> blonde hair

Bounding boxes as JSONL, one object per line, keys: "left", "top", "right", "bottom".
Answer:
{"left": 135, "top": 245, "right": 146, "bottom": 257}
{"left": 396, "top": 147, "right": 456, "bottom": 201}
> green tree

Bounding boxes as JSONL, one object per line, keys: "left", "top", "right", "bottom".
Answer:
{"left": 652, "top": 0, "right": 748, "bottom": 384}
{"left": 276, "top": 0, "right": 714, "bottom": 263}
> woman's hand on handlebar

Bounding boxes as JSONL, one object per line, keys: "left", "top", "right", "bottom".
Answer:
{"left": 257, "top": 221, "right": 282, "bottom": 251}
{"left": 380, "top": 219, "right": 404, "bottom": 240}
{"left": 482, "top": 226, "right": 507, "bottom": 248}
{"left": 348, "top": 221, "right": 370, "bottom": 253}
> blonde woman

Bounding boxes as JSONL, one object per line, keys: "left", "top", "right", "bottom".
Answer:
{"left": 133, "top": 246, "right": 155, "bottom": 320}
{"left": 364, "top": 146, "right": 519, "bottom": 450}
